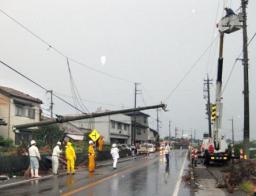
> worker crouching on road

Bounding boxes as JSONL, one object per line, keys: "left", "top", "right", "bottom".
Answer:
{"left": 28, "top": 140, "right": 41, "bottom": 178}
{"left": 88, "top": 140, "right": 96, "bottom": 173}
{"left": 52, "top": 141, "right": 62, "bottom": 175}
{"left": 110, "top": 144, "right": 119, "bottom": 169}
{"left": 65, "top": 142, "right": 76, "bottom": 175}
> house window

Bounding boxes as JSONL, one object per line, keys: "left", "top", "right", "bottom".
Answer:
{"left": 28, "top": 108, "right": 35, "bottom": 119}
{"left": 15, "top": 105, "right": 26, "bottom": 117}
{"left": 144, "top": 117, "right": 147, "bottom": 123}
{"left": 123, "top": 124, "right": 127, "bottom": 131}
{"left": 117, "top": 123, "right": 122, "bottom": 129}
{"left": 137, "top": 128, "right": 141, "bottom": 135}
{"left": 111, "top": 121, "right": 115, "bottom": 129}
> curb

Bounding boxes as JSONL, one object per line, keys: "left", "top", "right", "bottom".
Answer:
{"left": 0, "top": 156, "right": 139, "bottom": 190}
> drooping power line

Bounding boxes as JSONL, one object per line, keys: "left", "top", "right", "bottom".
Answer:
{"left": 0, "top": 8, "right": 134, "bottom": 84}
{"left": 222, "top": 32, "right": 256, "bottom": 95}
{"left": 0, "top": 59, "right": 86, "bottom": 114}
{"left": 164, "top": 36, "right": 218, "bottom": 102}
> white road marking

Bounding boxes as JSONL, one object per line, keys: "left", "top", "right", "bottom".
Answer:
{"left": 172, "top": 150, "right": 188, "bottom": 196}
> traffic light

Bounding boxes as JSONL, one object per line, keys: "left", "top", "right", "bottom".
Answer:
{"left": 211, "top": 104, "right": 217, "bottom": 122}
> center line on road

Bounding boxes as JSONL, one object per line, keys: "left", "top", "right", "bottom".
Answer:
{"left": 172, "top": 150, "right": 188, "bottom": 196}
{"left": 62, "top": 156, "right": 158, "bottom": 196}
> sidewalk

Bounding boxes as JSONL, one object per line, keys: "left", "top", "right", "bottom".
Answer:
{"left": 193, "top": 165, "right": 226, "bottom": 196}
{"left": 192, "top": 164, "right": 247, "bottom": 196}
{"left": 0, "top": 155, "right": 138, "bottom": 189}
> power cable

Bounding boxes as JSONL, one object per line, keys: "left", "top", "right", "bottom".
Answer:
{"left": 0, "top": 59, "right": 85, "bottom": 113}
{"left": 222, "top": 32, "right": 256, "bottom": 95}
{"left": 206, "top": 0, "right": 221, "bottom": 74}
{"left": 164, "top": 36, "right": 218, "bottom": 102}
{"left": 66, "top": 58, "right": 90, "bottom": 113}
{"left": 0, "top": 8, "right": 134, "bottom": 84}
{"left": 54, "top": 91, "right": 123, "bottom": 108}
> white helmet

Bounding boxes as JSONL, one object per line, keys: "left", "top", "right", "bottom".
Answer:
{"left": 89, "top": 140, "right": 93, "bottom": 144}
{"left": 30, "top": 140, "right": 36, "bottom": 145}
{"left": 57, "top": 141, "right": 61, "bottom": 145}
{"left": 112, "top": 143, "right": 117, "bottom": 148}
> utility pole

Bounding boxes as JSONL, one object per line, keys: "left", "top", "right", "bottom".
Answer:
{"left": 168, "top": 120, "right": 171, "bottom": 141}
{"left": 241, "top": 0, "right": 250, "bottom": 158}
{"left": 204, "top": 75, "right": 213, "bottom": 137}
{"left": 156, "top": 108, "right": 159, "bottom": 133}
{"left": 229, "top": 117, "right": 234, "bottom": 145}
{"left": 47, "top": 90, "right": 53, "bottom": 118}
{"left": 133, "top": 82, "right": 140, "bottom": 144}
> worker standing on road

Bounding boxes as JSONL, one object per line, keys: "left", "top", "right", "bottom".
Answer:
{"left": 98, "top": 136, "right": 104, "bottom": 152}
{"left": 88, "top": 140, "right": 96, "bottom": 172}
{"left": 65, "top": 142, "right": 76, "bottom": 175}
{"left": 52, "top": 141, "right": 62, "bottom": 175}
{"left": 28, "top": 140, "right": 41, "bottom": 178}
{"left": 191, "top": 147, "right": 198, "bottom": 167}
{"left": 110, "top": 144, "right": 119, "bottom": 169}
{"left": 164, "top": 142, "right": 171, "bottom": 165}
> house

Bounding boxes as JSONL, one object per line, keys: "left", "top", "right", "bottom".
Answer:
{"left": 59, "top": 122, "right": 84, "bottom": 141}
{"left": 126, "top": 111, "right": 150, "bottom": 144}
{"left": 0, "top": 86, "right": 42, "bottom": 143}
{"left": 71, "top": 113, "right": 132, "bottom": 145}
{"left": 148, "top": 128, "right": 159, "bottom": 143}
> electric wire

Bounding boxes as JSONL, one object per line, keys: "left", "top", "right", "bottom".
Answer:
{"left": 0, "top": 8, "right": 134, "bottom": 84}
{"left": 206, "top": 0, "right": 221, "bottom": 75}
{"left": 0, "top": 59, "right": 85, "bottom": 114}
{"left": 222, "top": 32, "right": 256, "bottom": 95}
{"left": 66, "top": 58, "right": 90, "bottom": 113}
{"left": 164, "top": 36, "right": 218, "bottom": 102}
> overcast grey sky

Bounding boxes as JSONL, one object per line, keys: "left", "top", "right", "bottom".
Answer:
{"left": 0, "top": 0, "right": 255, "bottom": 140}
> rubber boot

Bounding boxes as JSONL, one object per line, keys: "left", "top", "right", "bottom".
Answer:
{"left": 31, "top": 169, "right": 34, "bottom": 178}
{"left": 34, "top": 169, "right": 41, "bottom": 178}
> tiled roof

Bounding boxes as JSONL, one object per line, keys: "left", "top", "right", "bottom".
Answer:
{"left": 0, "top": 86, "right": 42, "bottom": 104}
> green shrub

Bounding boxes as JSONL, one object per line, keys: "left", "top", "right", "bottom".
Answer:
{"left": 0, "top": 136, "right": 13, "bottom": 147}
{"left": 240, "top": 181, "right": 254, "bottom": 193}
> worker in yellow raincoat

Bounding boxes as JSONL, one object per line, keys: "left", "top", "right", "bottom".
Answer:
{"left": 88, "top": 140, "right": 96, "bottom": 172}
{"left": 65, "top": 142, "right": 76, "bottom": 175}
{"left": 98, "top": 136, "right": 104, "bottom": 152}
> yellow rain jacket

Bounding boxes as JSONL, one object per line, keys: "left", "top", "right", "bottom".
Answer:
{"left": 65, "top": 142, "right": 76, "bottom": 174}
{"left": 88, "top": 144, "right": 95, "bottom": 172}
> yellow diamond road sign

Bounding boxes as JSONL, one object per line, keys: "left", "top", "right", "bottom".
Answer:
{"left": 89, "top": 129, "right": 100, "bottom": 142}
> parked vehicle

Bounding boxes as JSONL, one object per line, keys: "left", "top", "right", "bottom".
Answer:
{"left": 137, "top": 143, "right": 156, "bottom": 154}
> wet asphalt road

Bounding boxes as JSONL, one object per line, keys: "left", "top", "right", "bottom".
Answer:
{"left": 0, "top": 150, "right": 191, "bottom": 196}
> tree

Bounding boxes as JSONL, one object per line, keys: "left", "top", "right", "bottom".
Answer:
{"left": 33, "top": 125, "right": 64, "bottom": 148}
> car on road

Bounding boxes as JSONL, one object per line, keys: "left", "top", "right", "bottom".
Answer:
{"left": 137, "top": 143, "right": 156, "bottom": 154}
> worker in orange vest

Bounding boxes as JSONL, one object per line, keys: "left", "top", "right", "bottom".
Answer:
{"left": 88, "top": 140, "right": 96, "bottom": 172}
{"left": 98, "top": 136, "right": 104, "bottom": 152}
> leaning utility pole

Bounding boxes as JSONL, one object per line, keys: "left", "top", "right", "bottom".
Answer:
{"left": 241, "top": 0, "right": 250, "bottom": 158}
{"left": 204, "top": 75, "right": 213, "bottom": 137}
{"left": 14, "top": 103, "right": 167, "bottom": 130}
